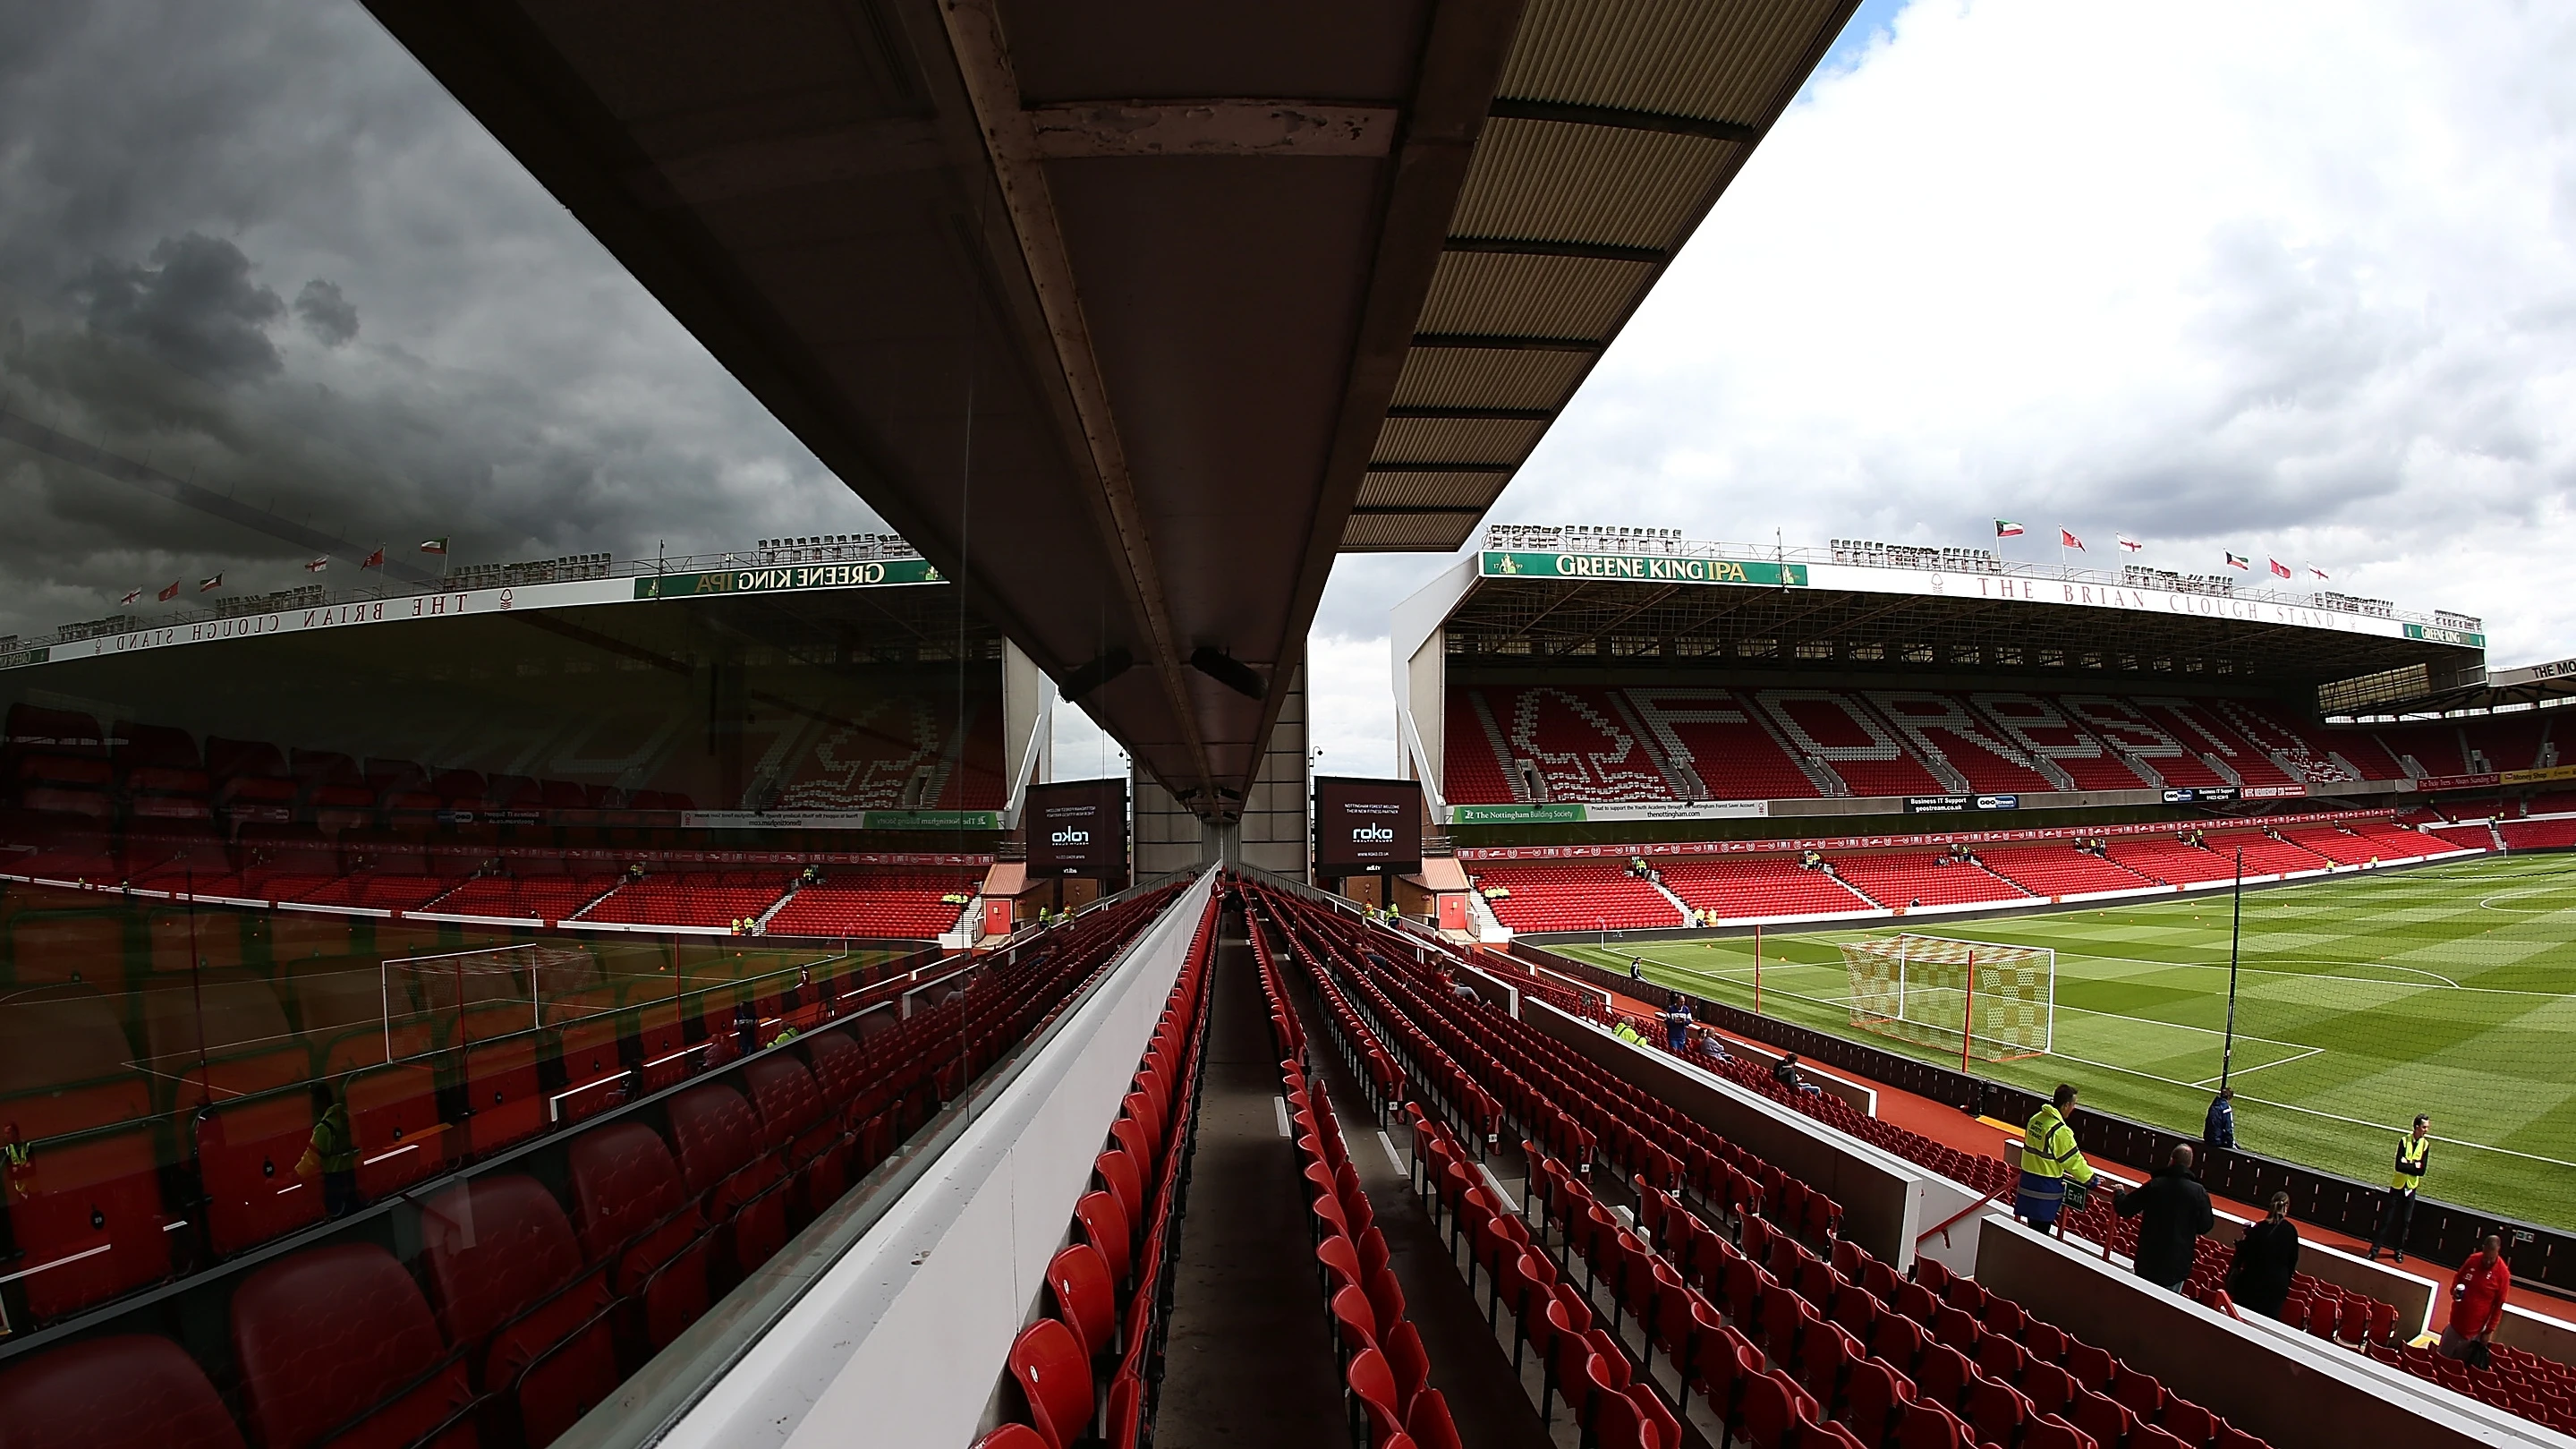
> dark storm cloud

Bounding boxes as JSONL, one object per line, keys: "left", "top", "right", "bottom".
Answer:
{"left": 69, "top": 233, "right": 285, "bottom": 385}
{"left": 0, "top": 1, "right": 883, "bottom": 641}
{"left": 293, "top": 278, "right": 357, "bottom": 347}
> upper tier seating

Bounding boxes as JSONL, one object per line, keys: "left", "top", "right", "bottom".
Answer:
{"left": 1441, "top": 686, "right": 2380, "bottom": 804}
{"left": 1659, "top": 858, "right": 1871, "bottom": 920}
{"left": 1470, "top": 862, "right": 1681, "bottom": 933}
{"left": 2500, "top": 817, "right": 2576, "bottom": 850}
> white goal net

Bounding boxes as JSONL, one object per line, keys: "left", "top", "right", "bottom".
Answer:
{"left": 382, "top": 942, "right": 608, "bottom": 1057}
{"left": 1838, "top": 933, "right": 2055, "bottom": 1061}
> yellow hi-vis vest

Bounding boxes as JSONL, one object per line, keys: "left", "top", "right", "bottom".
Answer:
{"left": 2021, "top": 1106, "right": 2095, "bottom": 1185}
{"left": 2392, "top": 1133, "right": 2430, "bottom": 1191}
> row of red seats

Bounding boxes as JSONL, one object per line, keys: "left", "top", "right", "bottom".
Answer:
{"left": 1638, "top": 1010, "right": 2403, "bottom": 1379}
{"left": 0, "top": 891, "right": 1181, "bottom": 1447}
{"left": 1258, "top": 885, "right": 1824, "bottom": 1244}
{"left": 984, "top": 892, "right": 1216, "bottom": 1449}
{"left": 2378, "top": 1335, "right": 2576, "bottom": 1436}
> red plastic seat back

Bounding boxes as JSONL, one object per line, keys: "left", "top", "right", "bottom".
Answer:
{"left": 0, "top": 1334, "right": 245, "bottom": 1449}
{"left": 419, "top": 1174, "right": 586, "bottom": 1347}
{"left": 230, "top": 1243, "right": 472, "bottom": 1449}
{"left": 666, "top": 1084, "right": 762, "bottom": 1195}
{"left": 1046, "top": 1243, "right": 1118, "bottom": 1360}
{"left": 196, "top": 1092, "right": 324, "bottom": 1256}
{"left": 1075, "top": 1189, "right": 1132, "bottom": 1283}
{"left": 742, "top": 1054, "right": 824, "bottom": 1144}
{"left": 566, "top": 1121, "right": 690, "bottom": 1260}
{"left": 1007, "top": 1318, "right": 1092, "bottom": 1449}
{"left": 6, "top": 1126, "right": 171, "bottom": 1321}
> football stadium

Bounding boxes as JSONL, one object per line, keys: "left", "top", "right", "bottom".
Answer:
{"left": 2, "top": 6, "right": 2573, "bottom": 1449}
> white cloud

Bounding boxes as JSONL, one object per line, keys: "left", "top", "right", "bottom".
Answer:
{"left": 1315, "top": 0, "right": 2576, "bottom": 771}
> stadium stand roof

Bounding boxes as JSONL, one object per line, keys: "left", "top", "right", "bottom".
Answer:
{"left": 1404, "top": 528, "right": 2490, "bottom": 692}
{"left": 358, "top": 0, "right": 1858, "bottom": 819}
{"left": 2324, "top": 653, "right": 2576, "bottom": 722}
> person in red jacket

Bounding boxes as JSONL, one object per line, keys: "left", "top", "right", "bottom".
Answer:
{"left": 2441, "top": 1235, "right": 2512, "bottom": 1365}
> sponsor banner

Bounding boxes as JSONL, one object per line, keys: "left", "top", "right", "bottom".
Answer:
{"left": 1479, "top": 551, "right": 1807, "bottom": 588}
{"left": 1449, "top": 799, "right": 1771, "bottom": 824}
{"left": 0, "top": 645, "right": 48, "bottom": 670}
{"left": 1455, "top": 805, "right": 2400, "bottom": 861}
{"left": 1451, "top": 803, "right": 1586, "bottom": 825}
{"left": 1907, "top": 795, "right": 1970, "bottom": 814}
{"left": 1315, "top": 775, "right": 1423, "bottom": 873}
{"left": 2404, "top": 621, "right": 2487, "bottom": 648}
{"left": 2162, "top": 786, "right": 2240, "bottom": 804}
{"left": 2501, "top": 764, "right": 2576, "bottom": 787}
{"left": 683, "top": 809, "right": 1001, "bottom": 831}
{"left": 32, "top": 576, "right": 631, "bottom": 668}
{"left": 1977, "top": 794, "right": 2020, "bottom": 811}
{"left": 2240, "top": 784, "right": 2308, "bottom": 799}
{"left": 634, "top": 558, "right": 944, "bottom": 600}
{"left": 1026, "top": 779, "right": 1127, "bottom": 876}
{"left": 2412, "top": 772, "right": 2500, "bottom": 793}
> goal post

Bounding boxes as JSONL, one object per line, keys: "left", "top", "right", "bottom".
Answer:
{"left": 1838, "top": 933, "right": 2055, "bottom": 1062}
{"left": 380, "top": 942, "right": 609, "bottom": 1061}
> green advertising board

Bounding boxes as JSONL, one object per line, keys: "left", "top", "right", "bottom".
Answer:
{"left": 1478, "top": 551, "right": 1807, "bottom": 587}
{"left": 1450, "top": 803, "right": 1588, "bottom": 825}
{"left": 2403, "top": 621, "right": 2486, "bottom": 649}
{"left": 635, "top": 558, "right": 946, "bottom": 601}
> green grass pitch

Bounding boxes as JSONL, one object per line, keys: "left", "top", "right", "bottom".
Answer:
{"left": 1557, "top": 853, "right": 2576, "bottom": 1231}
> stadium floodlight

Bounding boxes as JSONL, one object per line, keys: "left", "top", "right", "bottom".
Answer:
{"left": 1839, "top": 933, "right": 2055, "bottom": 1065}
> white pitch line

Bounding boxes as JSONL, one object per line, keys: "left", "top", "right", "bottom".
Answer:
{"left": 2189, "top": 1045, "right": 2322, "bottom": 1088}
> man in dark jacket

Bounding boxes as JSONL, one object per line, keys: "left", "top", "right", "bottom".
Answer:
{"left": 2227, "top": 1191, "right": 2300, "bottom": 1318}
{"left": 2115, "top": 1144, "right": 2215, "bottom": 1291}
{"left": 2202, "top": 1088, "right": 2235, "bottom": 1155}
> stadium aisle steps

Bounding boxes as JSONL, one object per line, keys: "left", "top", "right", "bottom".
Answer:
{"left": 1143, "top": 925, "right": 1347, "bottom": 1447}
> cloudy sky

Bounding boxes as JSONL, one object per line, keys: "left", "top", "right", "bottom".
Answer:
{"left": 2, "top": 2, "right": 2571, "bottom": 782}
{"left": 1306, "top": 0, "right": 2576, "bottom": 775}
{"left": 0, "top": 2, "right": 882, "bottom": 641}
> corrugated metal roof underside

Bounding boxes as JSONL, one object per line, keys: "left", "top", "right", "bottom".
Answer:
{"left": 1341, "top": 0, "right": 1857, "bottom": 553}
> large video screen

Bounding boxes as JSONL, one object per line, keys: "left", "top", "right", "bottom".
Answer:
{"left": 1026, "top": 778, "right": 1128, "bottom": 877}
{"left": 1314, "top": 775, "right": 1421, "bottom": 874}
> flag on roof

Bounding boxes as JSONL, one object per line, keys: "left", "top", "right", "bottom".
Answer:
{"left": 198, "top": 573, "right": 224, "bottom": 592}
{"left": 157, "top": 581, "right": 181, "bottom": 601}
{"left": 2268, "top": 558, "right": 2293, "bottom": 578}
{"left": 2309, "top": 563, "right": 2330, "bottom": 580}
{"left": 361, "top": 547, "right": 386, "bottom": 570}
{"left": 2224, "top": 551, "right": 2249, "bottom": 569}
{"left": 419, "top": 537, "right": 448, "bottom": 555}
{"left": 2117, "top": 534, "right": 2143, "bottom": 553}
{"left": 119, "top": 586, "right": 142, "bottom": 605}
{"left": 2060, "top": 529, "right": 2085, "bottom": 550}
{"left": 303, "top": 556, "right": 328, "bottom": 573}
{"left": 1994, "top": 519, "right": 2026, "bottom": 537}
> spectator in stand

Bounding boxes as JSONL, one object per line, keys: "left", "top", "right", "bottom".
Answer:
{"left": 1662, "top": 992, "right": 1693, "bottom": 1054}
{"left": 2203, "top": 1087, "right": 2235, "bottom": 1157}
{"left": 295, "top": 1081, "right": 360, "bottom": 1218}
{"left": 2368, "top": 1113, "right": 2434, "bottom": 1263}
{"left": 2017, "top": 1084, "right": 2096, "bottom": 1233}
{"left": 1612, "top": 1018, "right": 1647, "bottom": 1048}
{"left": 2227, "top": 1192, "right": 2300, "bottom": 1319}
{"left": 1773, "top": 1053, "right": 1822, "bottom": 1096}
{"left": 2115, "top": 1144, "right": 2215, "bottom": 1291}
{"left": 1694, "top": 1027, "right": 1731, "bottom": 1067}
{"left": 1628, "top": 956, "right": 1646, "bottom": 983}
{"left": 2441, "top": 1235, "right": 2512, "bottom": 1366}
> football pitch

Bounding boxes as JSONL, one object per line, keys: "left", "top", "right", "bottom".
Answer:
{"left": 1557, "top": 854, "right": 2576, "bottom": 1231}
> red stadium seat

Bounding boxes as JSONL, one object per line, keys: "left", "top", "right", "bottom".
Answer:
{"left": 0, "top": 1334, "right": 246, "bottom": 1449}
{"left": 4, "top": 1125, "right": 172, "bottom": 1321}
{"left": 462, "top": 1036, "right": 546, "bottom": 1155}
{"left": 419, "top": 1175, "right": 618, "bottom": 1446}
{"left": 1007, "top": 1317, "right": 1092, "bottom": 1449}
{"left": 666, "top": 1082, "right": 790, "bottom": 1275}
{"left": 344, "top": 1061, "right": 450, "bottom": 1198}
{"left": 566, "top": 1121, "right": 712, "bottom": 1349}
{"left": 196, "top": 1090, "right": 327, "bottom": 1254}
{"left": 230, "top": 1243, "right": 478, "bottom": 1449}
